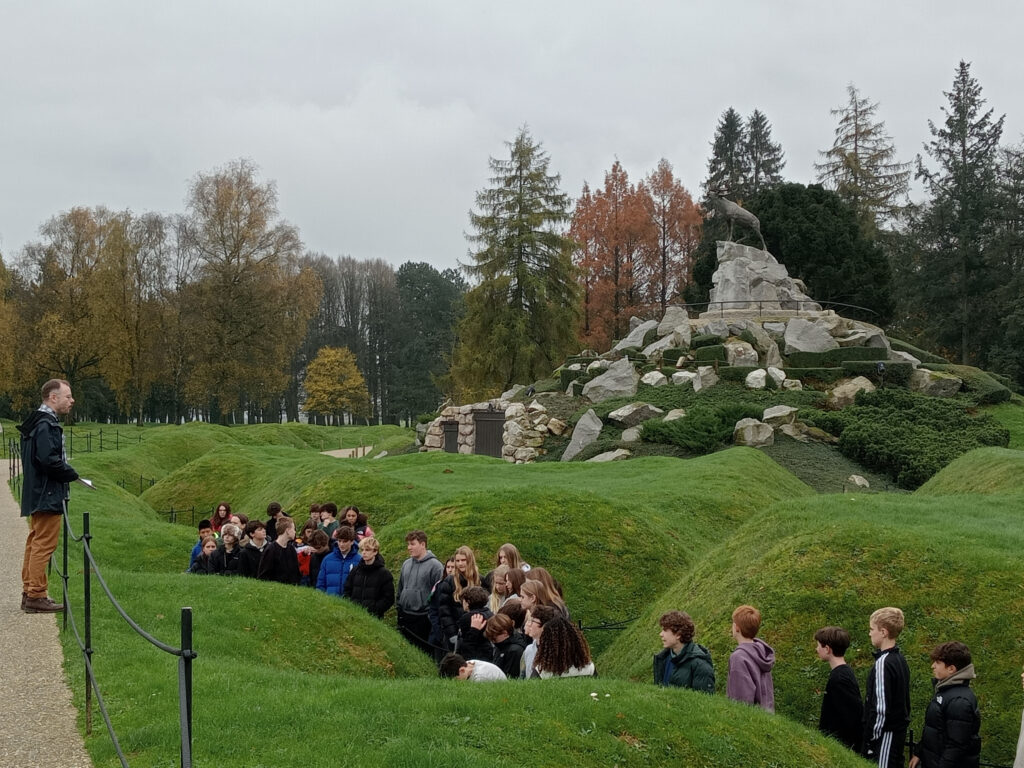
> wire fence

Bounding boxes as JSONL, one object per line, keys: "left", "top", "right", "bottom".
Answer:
{"left": 1, "top": 427, "right": 143, "bottom": 459}
{"left": 682, "top": 299, "right": 878, "bottom": 318}
{"left": 8, "top": 448, "right": 196, "bottom": 768}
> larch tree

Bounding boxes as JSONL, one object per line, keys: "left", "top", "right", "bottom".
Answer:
{"left": 815, "top": 84, "right": 911, "bottom": 234}
{"left": 743, "top": 110, "right": 785, "bottom": 196}
{"left": 639, "top": 159, "right": 702, "bottom": 314}
{"left": 912, "top": 61, "right": 1004, "bottom": 365}
{"left": 449, "top": 127, "right": 580, "bottom": 398}
{"left": 303, "top": 346, "right": 369, "bottom": 424}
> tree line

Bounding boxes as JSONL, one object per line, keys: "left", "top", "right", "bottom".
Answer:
{"left": 2, "top": 60, "right": 1021, "bottom": 424}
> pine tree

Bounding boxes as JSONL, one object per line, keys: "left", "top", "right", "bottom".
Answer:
{"left": 449, "top": 127, "right": 580, "bottom": 398}
{"left": 913, "top": 61, "right": 1004, "bottom": 365}
{"left": 703, "top": 108, "right": 749, "bottom": 199}
{"left": 815, "top": 84, "right": 911, "bottom": 233}
{"left": 743, "top": 110, "right": 785, "bottom": 196}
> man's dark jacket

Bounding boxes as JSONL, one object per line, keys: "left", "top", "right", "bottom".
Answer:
{"left": 18, "top": 409, "right": 78, "bottom": 516}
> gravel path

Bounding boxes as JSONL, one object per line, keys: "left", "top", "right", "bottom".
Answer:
{"left": 0, "top": 460, "right": 93, "bottom": 768}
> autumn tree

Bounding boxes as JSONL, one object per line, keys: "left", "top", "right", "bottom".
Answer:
{"left": 450, "top": 127, "right": 580, "bottom": 398}
{"left": 743, "top": 110, "right": 785, "bottom": 196}
{"left": 303, "top": 346, "right": 369, "bottom": 424}
{"left": 815, "top": 84, "right": 911, "bottom": 233}
{"left": 569, "top": 161, "right": 652, "bottom": 350}
{"left": 0, "top": 254, "right": 16, "bottom": 408}
{"left": 909, "top": 61, "right": 1004, "bottom": 365}
{"left": 184, "top": 159, "right": 318, "bottom": 423}
{"left": 638, "top": 159, "right": 702, "bottom": 314}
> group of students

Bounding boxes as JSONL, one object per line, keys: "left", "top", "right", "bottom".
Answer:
{"left": 186, "top": 510, "right": 1024, "bottom": 766}
{"left": 656, "top": 603, "right": 988, "bottom": 768}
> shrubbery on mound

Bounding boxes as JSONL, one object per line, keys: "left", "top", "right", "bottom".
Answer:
{"left": 916, "top": 446, "right": 1024, "bottom": 495}
{"left": 802, "top": 389, "right": 1009, "bottom": 488}
{"left": 641, "top": 404, "right": 762, "bottom": 453}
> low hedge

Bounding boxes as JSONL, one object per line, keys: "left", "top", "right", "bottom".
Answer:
{"left": 786, "top": 346, "right": 887, "bottom": 368}
{"left": 782, "top": 368, "right": 847, "bottom": 386}
{"left": 922, "top": 364, "right": 1012, "bottom": 405}
{"left": 803, "top": 388, "right": 1010, "bottom": 489}
{"left": 691, "top": 334, "right": 722, "bottom": 349}
{"left": 841, "top": 360, "right": 914, "bottom": 388}
{"left": 694, "top": 344, "right": 727, "bottom": 363}
{"left": 662, "top": 347, "right": 688, "bottom": 365}
{"left": 888, "top": 337, "right": 948, "bottom": 365}
{"left": 718, "top": 366, "right": 762, "bottom": 382}
{"left": 559, "top": 368, "right": 584, "bottom": 390}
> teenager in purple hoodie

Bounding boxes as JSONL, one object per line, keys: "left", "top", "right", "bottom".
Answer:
{"left": 726, "top": 604, "right": 776, "bottom": 712}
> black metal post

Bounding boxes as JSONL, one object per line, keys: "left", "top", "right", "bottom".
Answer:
{"left": 83, "top": 511, "right": 93, "bottom": 735}
{"left": 99, "top": 429, "right": 103, "bottom": 452}
{"left": 180, "top": 606, "right": 194, "bottom": 768}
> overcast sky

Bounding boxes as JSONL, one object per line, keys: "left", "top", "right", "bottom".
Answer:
{"left": 1, "top": 1, "right": 1021, "bottom": 273}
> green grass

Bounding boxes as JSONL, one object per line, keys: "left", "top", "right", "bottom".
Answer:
{"left": 597, "top": 489, "right": 1024, "bottom": 764}
{"left": 28, "top": 420, "right": 1024, "bottom": 767}
{"left": 760, "top": 434, "right": 907, "bottom": 494}
{"left": 985, "top": 397, "right": 1024, "bottom": 449}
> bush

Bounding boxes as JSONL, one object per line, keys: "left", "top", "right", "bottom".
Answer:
{"left": 841, "top": 360, "right": 914, "bottom": 388}
{"left": 718, "top": 366, "right": 762, "bottom": 383}
{"left": 559, "top": 368, "right": 584, "bottom": 390}
{"left": 806, "top": 389, "right": 1010, "bottom": 489}
{"left": 641, "top": 403, "right": 760, "bottom": 454}
{"left": 662, "top": 347, "right": 688, "bottom": 364}
{"left": 416, "top": 411, "right": 440, "bottom": 424}
{"left": 923, "top": 364, "right": 1011, "bottom": 405}
{"left": 694, "top": 345, "right": 727, "bottom": 363}
{"left": 691, "top": 334, "right": 721, "bottom": 349}
{"left": 782, "top": 368, "right": 847, "bottom": 387}
{"left": 532, "top": 377, "right": 563, "bottom": 394}
{"left": 786, "top": 346, "right": 887, "bottom": 368}
{"left": 888, "top": 337, "right": 948, "bottom": 365}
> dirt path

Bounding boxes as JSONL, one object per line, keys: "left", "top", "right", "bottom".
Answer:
{"left": 0, "top": 460, "right": 93, "bottom": 767}
{"left": 320, "top": 445, "right": 373, "bottom": 458}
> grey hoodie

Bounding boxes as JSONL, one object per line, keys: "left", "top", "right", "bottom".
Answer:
{"left": 397, "top": 550, "right": 443, "bottom": 614}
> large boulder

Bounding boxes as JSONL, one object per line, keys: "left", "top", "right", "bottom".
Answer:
{"left": 889, "top": 350, "right": 921, "bottom": 368}
{"left": 784, "top": 318, "right": 840, "bottom": 355}
{"left": 745, "top": 369, "right": 767, "bottom": 390}
{"left": 733, "top": 418, "right": 774, "bottom": 447}
{"left": 828, "top": 376, "right": 876, "bottom": 408}
{"left": 697, "top": 318, "right": 730, "bottom": 339}
{"left": 640, "top": 370, "right": 668, "bottom": 387}
{"left": 587, "top": 448, "right": 632, "bottom": 462}
{"left": 762, "top": 405, "right": 799, "bottom": 428}
{"left": 725, "top": 340, "right": 759, "bottom": 367}
{"left": 500, "top": 384, "right": 526, "bottom": 400}
{"left": 642, "top": 334, "right": 677, "bottom": 359}
{"left": 562, "top": 409, "right": 603, "bottom": 462}
{"left": 547, "top": 417, "right": 568, "bottom": 436}
{"left": 707, "top": 241, "right": 821, "bottom": 312}
{"left": 582, "top": 358, "right": 639, "bottom": 403}
{"left": 766, "top": 366, "right": 786, "bottom": 387}
{"left": 613, "top": 319, "right": 659, "bottom": 352}
{"left": 672, "top": 370, "right": 698, "bottom": 389}
{"left": 909, "top": 369, "right": 963, "bottom": 398}
{"left": 696, "top": 365, "right": 719, "bottom": 391}
{"left": 608, "top": 402, "right": 665, "bottom": 427}
{"left": 586, "top": 359, "right": 612, "bottom": 374}
{"left": 657, "top": 305, "right": 690, "bottom": 337}
{"left": 620, "top": 427, "right": 641, "bottom": 442}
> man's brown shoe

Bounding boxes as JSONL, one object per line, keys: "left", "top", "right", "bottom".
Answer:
{"left": 23, "top": 596, "right": 64, "bottom": 613}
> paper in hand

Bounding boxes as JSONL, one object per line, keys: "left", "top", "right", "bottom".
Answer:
{"left": 77, "top": 478, "right": 96, "bottom": 490}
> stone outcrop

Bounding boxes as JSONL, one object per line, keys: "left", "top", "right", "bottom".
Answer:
{"left": 828, "top": 376, "right": 876, "bottom": 408}
{"left": 784, "top": 318, "right": 840, "bottom": 355}
{"left": 725, "top": 340, "right": 759, "bottom": 367}
{"left": 657, "top": 305, "right": 690, "bottom": 337}
{"left": 613, "top": 319, "right": 658, "bottom": 351}
{"left": 582, "top": 358, "right": 639, "bottom": 403}
{"left": 733, "top": 418, "right": 774, "bottom": 447}
{"left": 562, "top": 409, "right": 603, "bottom": 462}
{"left": 909, "top": 369, "right": 962, "bottom": 398}
{"left": 762, "top": 405, "right": 799, "bottom": 428}
{"left": 608, "top": 402, "right": 665, "bottom": 427}
{"left": 744, "top": 369, "right": 767, "bottom": 389}
{"left": 639, "top": 370, "right": 668, "bottom": 387}
{"left": 706, "top": 242, "right": 821, "bottom": 314}
{"left": 587, "top": 448, "right": 631, "bottom": 462}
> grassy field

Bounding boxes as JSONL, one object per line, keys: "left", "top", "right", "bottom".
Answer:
{"left": 18, "top": 421, "right": 1021, "bottom": 767}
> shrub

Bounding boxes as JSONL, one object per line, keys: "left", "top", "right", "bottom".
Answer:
{"left": 640, "top": 402, "right": 762, "bottom": 455}
{"left": 923, "top": 364, "right": 1011, "bottom": 405}
{"left": 532, "top": 377, "right": 563, "bottom": 394}
{"left": 888, "top": 337, "right": 948, "bottom": 364}
{"left": 662, "top": 347, "right": 688, "bottom": 364}
{"left": 807, "top": 389, "right": 1010, "bottom": 489}
{"left": 559, "top": 368, "right": 584, "bottom": 390}
{"left": 841, "top": 360, "right": 914, "bottom": 388}
{"left": 691, "top": 334, "right": 721, "bottom": 349}
{"left": 694, "top": 344, "right": 727, "bottom": 363}
{"left": 782, "top": 368, "right": 846, "bottom": 387}
{"left": 785, "top": 346, "right": 887, "bottom": 368}
{"left": 718, "top": 366, "right": 762, "bottom": 382}
{"left": 416, "top": 411, "right": 440, "bottom": 424}
{"left": 642, "top": 327, "right": 660, "bottom": 348}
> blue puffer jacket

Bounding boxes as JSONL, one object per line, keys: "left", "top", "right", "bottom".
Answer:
{"left": 315, "top": 544, "right": 362, "bottom": 596}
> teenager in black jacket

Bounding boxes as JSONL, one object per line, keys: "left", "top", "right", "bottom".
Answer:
{"left": 343, "top": 537, "right": 394, "bottom": 618}
{"left": 911, "top": 642, "right": 980, "bottom": 768}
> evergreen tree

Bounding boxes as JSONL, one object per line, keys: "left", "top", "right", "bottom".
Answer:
{"left": 743, "top": 110, "right": 785, "bottom": 196}
{"left": 912, "top": 61, "right": 1004, "bottom": 365}
{"left": 449, "top": 127, "right": 581, "bottom": 398}
{"left": 703, "top": 108, "right": 749, "bottom": 199}
{"left": 815, "top": 84, "right": 911, "bottom": 234}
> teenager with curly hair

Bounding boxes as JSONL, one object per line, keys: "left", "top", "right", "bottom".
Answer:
{"left": 534, "top": 616, "right": 594, "bottom": 678}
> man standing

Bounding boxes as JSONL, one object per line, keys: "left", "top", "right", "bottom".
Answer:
{"left": 397, "top": 530, "right": 443, "bottom": 655}
{"left": 18, "top": 379, "right": 79, "bottom": 613}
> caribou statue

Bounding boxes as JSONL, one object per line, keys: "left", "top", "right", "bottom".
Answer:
{"left": 707, "top": 190, "right": 767, "bottom": 250}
